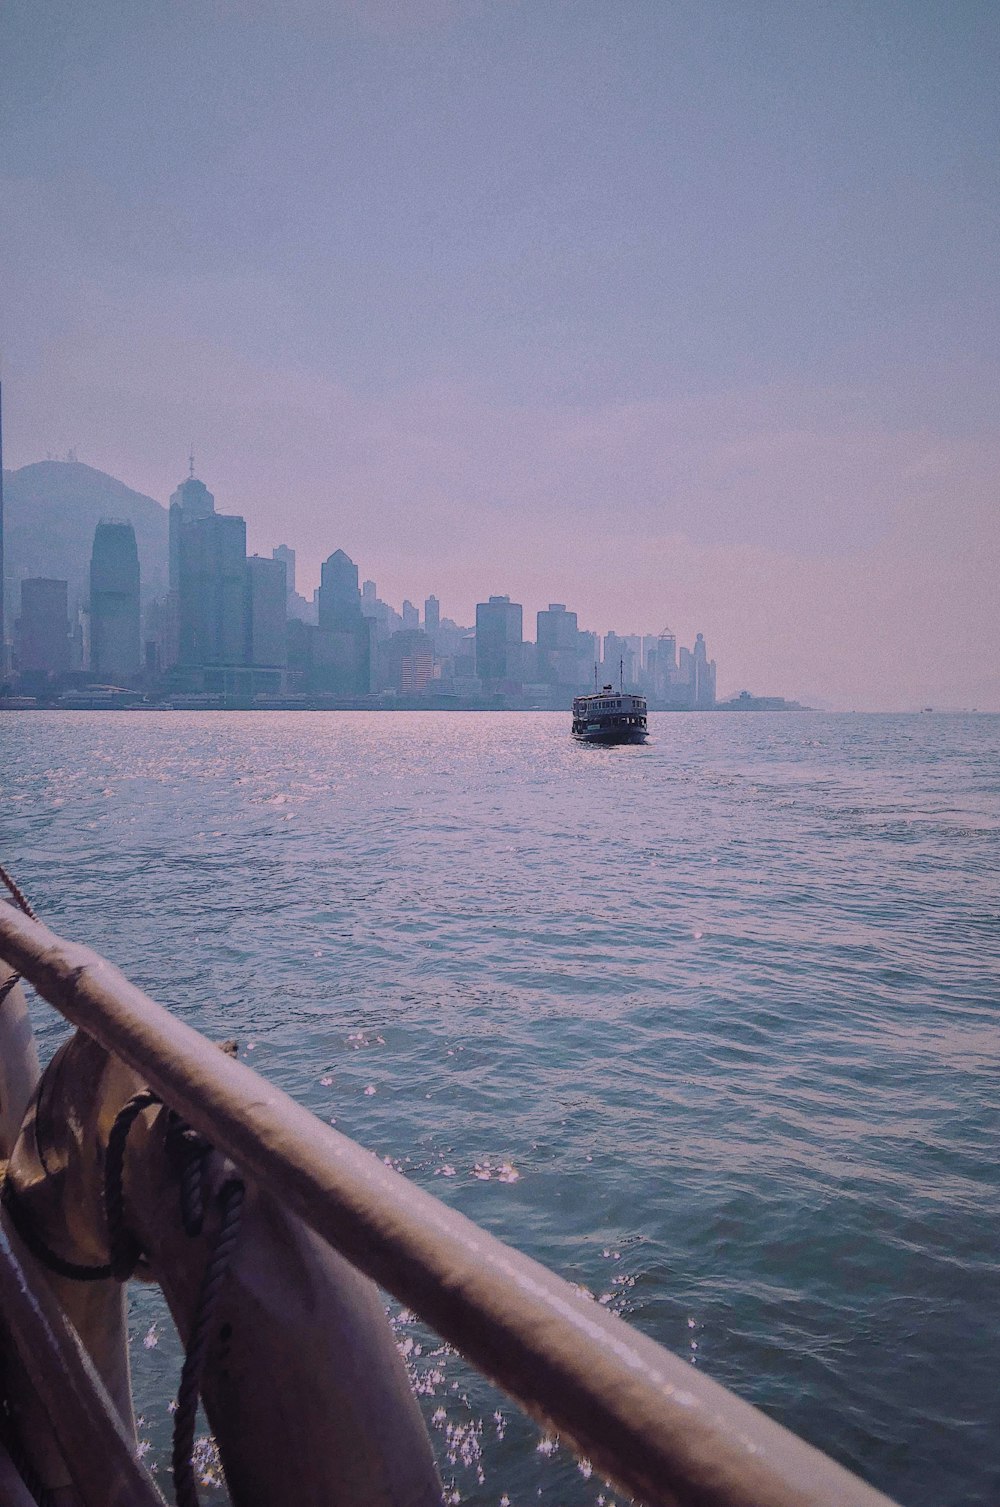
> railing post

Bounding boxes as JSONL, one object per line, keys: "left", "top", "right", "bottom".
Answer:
{"left": 0, "top": 1218, "right": 164, "bottom": 1507}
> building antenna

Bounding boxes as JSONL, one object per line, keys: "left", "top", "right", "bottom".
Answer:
{"left": 188, "top": 445, "right": 195, "bottom": 480}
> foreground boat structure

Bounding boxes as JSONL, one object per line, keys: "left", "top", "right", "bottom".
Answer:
{"left": 0, "top": 895, "right": 899, "bottom": 1507}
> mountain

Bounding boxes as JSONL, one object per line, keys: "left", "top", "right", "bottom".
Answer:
{"left": 2, "top": 461, "right": 169, "bottom": 625}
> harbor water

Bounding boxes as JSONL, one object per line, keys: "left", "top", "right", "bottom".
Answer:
{"left": 1, "top": 710, "right": 998, "bottom": 1506}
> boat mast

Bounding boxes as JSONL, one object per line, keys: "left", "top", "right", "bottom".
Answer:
{"left": 619, "top": 656, "right": 624, "bottom": 693}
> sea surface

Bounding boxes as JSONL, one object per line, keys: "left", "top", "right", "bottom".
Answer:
{"left": 1, "top": 710, "right": 998, "bottom": 1507}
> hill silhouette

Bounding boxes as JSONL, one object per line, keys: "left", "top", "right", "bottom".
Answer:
{"left": 2, "top": 461, "right": 168, "bottom": 622}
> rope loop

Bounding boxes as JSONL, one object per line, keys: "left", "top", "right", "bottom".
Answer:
{"left": 0, "top": 1176, "right": 113, "bottom": 1282}
{"left": 172, "top": 1178, "right": 246, "bottom": 1507}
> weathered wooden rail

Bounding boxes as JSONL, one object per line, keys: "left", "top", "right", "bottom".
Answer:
{"left": 0, "top": 903, "right": 900, "bottom": 1507}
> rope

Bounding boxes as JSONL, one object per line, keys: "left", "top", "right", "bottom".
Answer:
{"left": 171, "top": 1178, "right": 245, "bottom": 1507}
{"left": 0, "top": 859, "right": 37, "bottom": 1014}
{"left": 0, "top": 862, "right": 37, "bottom": 922}
{"left": 0, "top": 973, "right": 22, "bottom": 1006}
{"left": 165, "top": 1113, "right": 211, "bottom": 1238}
{"left": 104, "top": 1092, "right": 245, "bottom": 1507}
{"left": 104, "top": 1089, "right": 161, "bottom": 1280}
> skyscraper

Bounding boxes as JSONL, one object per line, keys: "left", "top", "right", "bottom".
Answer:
{"left": 169, "top": 468, "right": 216, "bottom": 592}
{"left": 424, "top": 595, "right": 440, "bottom": 634}
{"left": 402, "top": 599, "right": 419, "bottom": 631}
{"left": 90, "top": 522, "right": 140, "bottom": 680}
{"left": 178, "top": 513, "right": 247, "bottom": 667}
{"left": 475, "top": 595, "right": 523, "bottom": 687}
{"left": 536, "top": 603, "right": 579, "bottom": 685}
{"left": 318, "top": 550, "right": 361, "bottom": 631}
{"left": 16, "top": 579, "right": 70, "bottom": 676}
{"left": 603, "top": 632, "right": 637, "bottom": 688}
{"left": 0, "top": 383, "right": 6, "bottom": 673}
{"left": 246, "top": 556, "right": 288, "bottom": 668}
{"left": 272, "top": 545, "right": 296, "bottom": 599}
{"left": 692, "top": 632, "right": 716, "bottom": 708}
{"left": 316, "top": 550, "right": 370, "bottom": 694}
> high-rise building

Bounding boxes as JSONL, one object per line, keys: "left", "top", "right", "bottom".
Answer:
{"left": 644, "top": 629, "right": 677, "bottom": 701}
{"left": 424, "top": 595, "right": 440, "bottom": 634}
{"left": 272, "top": 545, "right": 296, "bottom": 599}
{"left": 402, "top": 599, "right": 419, "bottom": 631}
{"left": 318, "top": 550, "right": 361, "bottom": 631}
{"left": 168, "top": 468, "right": 216, "bottom": 592}
{"left": 692, "top": 632, "right": 716, "bottom": 708}
{"left": 379, "top": 629, "right": 434, "bottom": 695}
{"left": 0, "top": 383, "right": 6, "bottom": 672}
{"left": 16, "top": 578, "right": 70, "bottom": 676}
{"left": 361, "top": 580, "right": 378, "bottom": 613}
{"left": 475, "top": 595, "right": 523, "bottom": 687}
{"left": 603, "top": 632, "right": 637, "bottom": 688}
{"left": 90, "top": 522, "right": 141, "bottom": 680}
{"left": 536, "top": 603, "right": 579, "bottom": 685}
{"left": 577, "top": 630, "right": 599, "bottom": 679}
{"left": 178, "top": 513, "right": 248, "bottom": 667}
{"left": 316, "top": 550, "right": 370, "bottom": 694}
{"left": 246, "top": 556, "right": 288, "bottom": 668}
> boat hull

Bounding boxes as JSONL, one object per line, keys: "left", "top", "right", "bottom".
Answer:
{"left": 573, "top": 726, "right": 647, "bottom": 745}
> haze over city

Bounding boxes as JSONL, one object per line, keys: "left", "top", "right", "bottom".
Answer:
{"left": 3, "top": 0, "right": 998, "bottom": 710}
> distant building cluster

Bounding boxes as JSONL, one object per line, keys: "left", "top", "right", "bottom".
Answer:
{"left": 5, "top": 465, "right": 720, "bottom": 709}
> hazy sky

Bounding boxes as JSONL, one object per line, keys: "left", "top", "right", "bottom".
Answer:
{"left": 3, "top": 0, "right": 998, "bottom": 706}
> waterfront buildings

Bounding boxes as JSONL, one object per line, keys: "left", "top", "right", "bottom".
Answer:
{"left": 377, "top": 628, "right": 435, "bottom": 695}
{"left": 272, "top": 545, "right": 295, "bottom": 597}
{"left": 315, "top": 549, "right": 370, "bottom": 695}
{"left": 0, "top": 385, "right": 6, "bottom": 673}
{"left": 2, "top": 453, "right": 730, "bottom": 708}
{"left": 15, "top": 578, "right": 70, "bottom": 677}
{"left": 475, "top": 595, "right": 523, "bottom": 690}
{"left": 90, "top": 522, "right": 141, "bottom": 681}
{"left": 168, "top": 470, "right": 216, "bottom": 593}
{"left": 318, "top": 549, "right": 360, "bottom": 631}
{"left": 536, "top": 604, "right": 580, "bottom": 687}
{"left": 178, "top": 512, "right": 247, "bottom": 670}
{"left": 603, "top": 631, "right": 637, "bottom": 688}
{"left": 246, "top": 555, "right": 288, "bottom": 671}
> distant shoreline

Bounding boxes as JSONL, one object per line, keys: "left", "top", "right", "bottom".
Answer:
{"left": 0, "top": 699, "right": 810, "bottom": 713}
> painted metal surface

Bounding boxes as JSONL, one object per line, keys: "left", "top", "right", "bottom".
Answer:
{"left": 0, "top": 1439, "right": 42, "bottom": 1507}
{"left": 6, "top": 1026, "right": 442, "bottom": 1507}
{"left": 0, "top": 1217, "right": 165, "bottom": 1507}
{"left": 0, "top": 904, "right": 901, "bottom": 1507}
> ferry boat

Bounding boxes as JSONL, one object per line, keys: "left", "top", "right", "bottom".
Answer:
{"left": 572, "top": 682, "right": 648, "bottom": 744}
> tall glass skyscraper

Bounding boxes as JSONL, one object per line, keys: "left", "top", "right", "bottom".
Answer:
{"left": 90, "top": 522, "right": 141, "bottom": 680}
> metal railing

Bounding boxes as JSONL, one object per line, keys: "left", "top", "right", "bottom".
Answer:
{"left": 0, "top": 904, "right": 900, "bottom": 1507}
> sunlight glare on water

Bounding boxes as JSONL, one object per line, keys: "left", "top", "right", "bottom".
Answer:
{"left": 1, "top": 710, "right": 998, "bottom": 1507}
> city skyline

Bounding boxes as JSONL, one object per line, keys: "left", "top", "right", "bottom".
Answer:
{"left": 3, "top": 451, "right": 731, "bottom": 710}
{"left": 1, "top": 452, "right": 732, "bottom": 684}
{"left": 2, "top": 3, "right": 998, "bottom": 710}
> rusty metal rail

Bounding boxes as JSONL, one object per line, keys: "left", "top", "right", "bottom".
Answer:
{"left": 0, "top": 904, "right": 900, "bottom": 1507}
